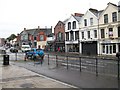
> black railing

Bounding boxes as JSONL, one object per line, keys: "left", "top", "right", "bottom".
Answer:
{"left": 45, "top": 54, "right": 119, "bottom": 80}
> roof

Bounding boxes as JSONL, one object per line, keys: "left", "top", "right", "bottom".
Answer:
{"left": 89, "top": 8, "right": 104, "bottom": 17}
{"left": 107, "top": 2, "right": 117, "bottom": 7}
{"left": 20, "top": 27, "right": 52, "bottom": 36}
{"left": 72, "top": 14, "right": 83, "bottom": 22}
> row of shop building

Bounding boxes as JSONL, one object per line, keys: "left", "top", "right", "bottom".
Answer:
{"left": 16, "top": 2, "right": 120, "bottom": 56}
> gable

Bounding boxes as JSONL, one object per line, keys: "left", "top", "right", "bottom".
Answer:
{"left": 99, "top": 3, "right": 118, "bottom": 24}
{"left": 80, "top": 10, "right": 98, "bottom": 27}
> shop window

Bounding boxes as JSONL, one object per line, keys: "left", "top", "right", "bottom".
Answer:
{"left": 102, "top": 45, "right": 105, "bottom": 53}
{"left": 113, "top": 44, "right": 116, "bottom": 53}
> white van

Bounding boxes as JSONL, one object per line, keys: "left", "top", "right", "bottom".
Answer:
{"left": 21, "top": 45, "right": 31, "bottom": 52}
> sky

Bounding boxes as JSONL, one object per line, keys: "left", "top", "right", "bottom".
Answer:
{"left": 0, "top": 0, "right": 119, "bottom": 38}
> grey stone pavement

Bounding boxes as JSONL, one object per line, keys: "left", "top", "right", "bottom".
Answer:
{"left": 0, "top": 57, "right": 78, "bottom": 89}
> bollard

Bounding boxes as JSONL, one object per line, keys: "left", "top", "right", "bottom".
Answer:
{"left": 3, "top": 54, "right": 9, "bottom": 65}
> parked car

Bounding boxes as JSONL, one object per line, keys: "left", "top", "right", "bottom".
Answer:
{"left": 25, "top": 48, "right": 44, "bottom": 60}
{"left": 21, "top": 45, "right": 31, "bottom": 52}
{"left": 10, "top": 47, "right": 18, "bottom": 53}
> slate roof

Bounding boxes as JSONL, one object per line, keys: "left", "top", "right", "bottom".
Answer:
{"left": 72, "top": 14, "right": 83, "bottom": 22}
{"left": 20, "top": 27, "right": 52, "bottom": 36}
{"left": 89, "top": 8, "right": 104, "bottom": 17}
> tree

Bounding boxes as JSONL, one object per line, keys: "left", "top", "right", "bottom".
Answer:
{"left": 7, "top": 34, "right": 17, "bottom": 41}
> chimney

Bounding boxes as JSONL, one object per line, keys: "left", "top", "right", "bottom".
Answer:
{"left": 38, "top": 26, "right": 40, "bottom": 30}
{"left": 74, "top": 13, "right": 84, "bottom": 17}
{"left": 24, "top": 28, "right": 26, "bottom": 31}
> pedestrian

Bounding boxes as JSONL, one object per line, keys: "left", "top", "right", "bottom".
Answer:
{"left": 58, "top": 47, "right": 60, "bottom": 52}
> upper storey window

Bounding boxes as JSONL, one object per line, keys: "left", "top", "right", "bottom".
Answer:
{"left": 68, "top": 22, "right": 71, "bottom": 30}
{"left": 112, "top": 12, "right": 117, "bottom": 22}
{"left": 72, "top": 21, "right": 76, "bottom": 29}
{"left": 84, "top": 19, "right": 87, "bottom": 26}
{"left": 104, "top": 14, "right": 108, "bottom": 24}
{"left": 90, "top": 18, "right": 93, "bottom": 26}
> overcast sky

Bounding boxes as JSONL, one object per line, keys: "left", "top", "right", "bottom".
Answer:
{"left": 0, "top": 0, "right": 119, "bottom": 38}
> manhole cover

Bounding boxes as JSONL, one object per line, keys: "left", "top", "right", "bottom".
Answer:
{"left": 20, "top": 83, "right": 34, "bottom": 88}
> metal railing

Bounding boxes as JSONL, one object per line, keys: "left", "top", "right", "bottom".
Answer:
{"left": 44, "top": 54, "right": 119, "bottom": 80}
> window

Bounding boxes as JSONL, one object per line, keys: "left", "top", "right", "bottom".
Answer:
{"left": 34, "top": 37, "right": 36, "bottom": 40}
{"left": 94, "top": 30, "right": 97, "bottom": 38}
{"left": 109, "top": 28, "right": 113, "bottom": 37}
{"left": 104, "top": 14, "right": 108, "bottom": 23}
{"left": 113, "top": 44, "right": 116, "bottom": 53}
{"left": 119, "top": 5, "right": 120, "bottom": 12}
{"left": 68, "top": 22, "right": 71, "bottom": 30}
{"left": 118, "top": 27, "right": 120, "bottom": 37}
{"left": 87, "top": 31, "right": 90, "bottom": 39}
{"left": 66, "top": 32, "right": 69, "bottom": 41}
{"left": 110, "top": 45, "right": 112, "bottom": 54}
{"left": 72, "top": 21, "right": 76, "bottom": 29}
{"left": 102, "top": 45, "right": 105, "bottom": 53}
{"left": 106, "top": 45, "right": 108, "bottom": 54}
{"left": 112, "top": 12, "right": 117, "bottom": 22}
{"left": 75, "top": 31, "right": 79, "bottom": 40}
{"left": 82, "top": 32, "right": 84, "bottom": 39}
{"left": 70, "top": 31, "right": 74, "bottom": 41}
{"left": 40, "top": 35, "right": 44, "bottom": 41}
{"left": 90, "top": 18, "right": 93, "bottom": 25}
{"left": 57, "top": 32, "right": 63, "bottom": 41}
{"left": 84, "top": 19, "right": 87, "bottom": 26}
{"left": 101, "top": 29, "right": 105, "bottom": 38}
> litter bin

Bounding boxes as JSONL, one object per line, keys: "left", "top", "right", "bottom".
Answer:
{"left": 3, "top": 54, "right": 9, "bottom": 65}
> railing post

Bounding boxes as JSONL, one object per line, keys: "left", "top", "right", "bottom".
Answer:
{"left": 48, "top": 54, "right": 49, "bottom": 65}
{"left": 96, "top": 58, "right": 98, "bottom": 76}
{"left": 117, "top": 58, "right": 120, "bottom": 80}
{"left": 79, "top": 57, "right": 81, "bottom": 72}
{"left": 67, "top": 56, "right": 68, "bottom": 70}
{"left": 56, "top": 55, "right": 58, "bottom": 67}
{"left": 15, "top": 52, "right": 17, "bottom": 61}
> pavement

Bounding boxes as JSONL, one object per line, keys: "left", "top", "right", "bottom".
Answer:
{"left": 0, "top": 59, "right": 78, "bottom": 89}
